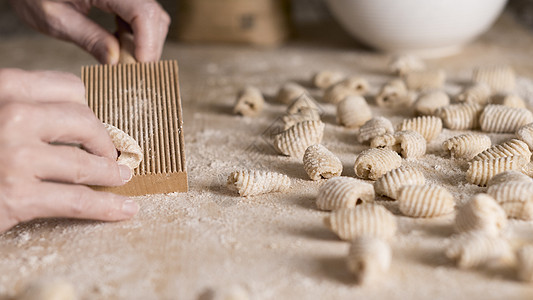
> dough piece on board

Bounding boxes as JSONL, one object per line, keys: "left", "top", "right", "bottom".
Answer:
{"left": 104, "top": 123, "right": 143, "bottom": 170}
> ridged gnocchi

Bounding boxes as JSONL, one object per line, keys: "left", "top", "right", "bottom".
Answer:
{"left": 324, "top": 204, "right": 397, "bottom": 241}
{"left": 316, "top": 177, "right": 374, "bottom": 211}
{"left": 398, "top": 116, "right": 443, "bottom": 142}
{"left": 472, "top": 139, "right": 531, "bottom": 162}
{"left": 403, "top": 69, "right": 446, "bottom": 91}
{"left": 347, "top": 237, "right": 392, "bottom": 285}
{"left": 227, "top": 170, "right": 291, "bottom": 197}
{"left": 282, "top": 107, "right": 321, "bottom": 130}
{"left": 276, "top": 82, "right": 307, "bottom": 104}
{"left": 313, "top": 70, "right": 344, "bottom": 89}
{"left": 414, "top": 91, "right": 450, "bottom": 116}
{"left": 398, "top": 185, "right": 455, "bottom": 218}
{"left": 487, "top": 181, "right": 533, "bottom": 204}
{"left": 354, "top": 148, "right": 402, "bottom": 180}
{"left": 358, "top": 117, "right": 395, "bottom": 144}
{"left": 303, "top": 144, "right": 343, "bottom": 181}
{"left": 286, "top": 93, "right": 319, "bottom": 115}
{"left": 436, "top": 103, "right": 483, "bottom": 130}
{"left": 455, "top": 83, "right": 491, "bottom": 105}
{"left": 375, "top": 79, "right": 412, "bottom": 108}
{"left": 374, "top": 166, "right": 425, "bottom": 200}
{"left": 466, "top": 156, "right": 528, "bottom": 186}
{"left": 104, "top": 123, "right": 143, "bottom": 170}
{"left": 233, "top": 86, "right": 265, "bottom": 117}
{"left": 479, "top": 105, "right": 533, "bottom": 133}
{"left": 445, "top": 231, "right": 514, "bottom": 269}
{"left": 455, "top": 194, "right": 507, "bottom": 236}
{"left": 274, "top": 120, "right": 325, "bottom": 157}
{"left": 472, "top": 65, "right": 516, "bottom": 93}
{"left": 337, "top": 96, "right": 372, "bottom": 128}
{"left": 516, "top": 123, "right": 533, "bottom": 151}
{"left": 323, "top": 77, "right": 369, "bottom": 104}
{"left": 388, "top": 55, "right": 425, "bottom": 76}
{"left": 486, "top": 170, "right": 533, "bottom": 187}
{"left": 442, "top": 134, "right": 491, "bottom": 160}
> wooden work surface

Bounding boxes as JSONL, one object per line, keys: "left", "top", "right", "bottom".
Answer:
{"left": 2, "top": 13, "right": 533, "bottom": 299}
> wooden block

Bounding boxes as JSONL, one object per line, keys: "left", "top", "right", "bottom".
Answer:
{"left": 82, "top": 60, "right": 188, "bottom": 196}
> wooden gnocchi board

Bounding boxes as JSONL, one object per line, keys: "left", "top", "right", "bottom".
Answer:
{"left": 81, "top": 60, "right": 188, "bottom": 196}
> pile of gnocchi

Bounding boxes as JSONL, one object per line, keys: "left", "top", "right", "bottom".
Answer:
{"left": 228, "top": 55, "right": 533, "bottom": 284}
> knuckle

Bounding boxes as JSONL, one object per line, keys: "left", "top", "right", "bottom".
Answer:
{"left": 10, "top": 146, "right": 33, "bottom": 169}
{"left": 70, "top": 186, "right": 92, "bottom": 216}
{"left": 0, "top": 102, "right": 32, "bottom": 133}
{"left": 71, "top": 149, "right": 92, "bottom": 184}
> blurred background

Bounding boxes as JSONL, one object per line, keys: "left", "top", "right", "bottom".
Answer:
{"left": 1, "top": 0, "right": 533, "bottom": 60}
{"left": 1, "top": 0, "right": 529, "bottom": 44}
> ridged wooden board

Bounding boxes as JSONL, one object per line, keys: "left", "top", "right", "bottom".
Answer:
{"left": 81, "top": 60, "right": 188, "bottom": 196}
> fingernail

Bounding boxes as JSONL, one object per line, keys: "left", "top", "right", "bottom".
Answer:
{"left": 122, "top": 199, "right": 139, "bottom": 216}
{"left": 119, "top": 164, "right": 132, "bottom": 183}
{"left": 107, "top": 45, "right": 119, "bottom": 65}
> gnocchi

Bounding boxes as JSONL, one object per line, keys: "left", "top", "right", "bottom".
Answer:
{"left": 445, "top": 231, "right": 514, "bottom": 269}
{"left": 337, "top": 96, "right": 372, "bottom": 128}
{"left": 414, "top": 91, "right": 450, "bottom": 116}
{"left": 323, "top": 76, "right": 369, "bottom": 104}
{"left": 472, "top": 65, "right": 516, "bottom": 93}
{"left": 358, "top": 117, "right": 395, "bottom": 144}
{"left": 375, "top": 79, "right": 412, "bottom": 108}
{"left": 353, "top": 148, "right": 402, "bottom": 180}
{"left": 479, "top": 105, "right": 533, "bottom": 133}
{"left": 472, "top": 139, "right": 531, "bottom": 162}
{"left": 347, "top": 237, "right": 392, "bottom": 285}
{"left": 436, "top": 103, "right": 483, "bottom": 130}
{"left": 316, "top": 176, "right": 374, "bottom": 211}
{"left": 442, "top": 134, "right": 491, "bottom": 160}
{"left": 303, "top": 144, "right": 343, "bottom": 181}
{"left": 455, "top": 83, "right": 491, "bottom": 105}
{"left": 313, "top": 70, "right": 345, "bottom": 89}
{"left": 274, "top": 120, "right": 325, "bottom": 157}
{"left": 398, "top": 116, "right": 443, "bottom": 142}
{"left": 516, "top": 122, "right": 533, "bottom": 151}
{"left": 398, "top": 185, "right": 455, "bottom": 218}
{"left": 466, "top": 156, "right": 528, "bottom": 186}
{"left": 403, "top": 69, "right": 446, "bottom": 91}
{"left": 324, "top": 204, "right": 397, "bottom": 241}
{"left": 454, "top": 194, "right": 507, "bottom": 236}
{"left": 104, "top": 123, "right": 143, "bottom": 170}
{"left": 374, "top": 166, "right": 425, "bottom": 200}
{"left": 233, "top": 86, "right": 264, "bottom": 117}
{"left": 276, "top": 82, "right": 307, "bottom": 104}
{"left": 227, "top": 170, "right": 291, "bottom": 197}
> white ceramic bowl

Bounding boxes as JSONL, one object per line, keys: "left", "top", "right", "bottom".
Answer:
{"left": 325, "top": 0, "right": 508, "bottom": 57}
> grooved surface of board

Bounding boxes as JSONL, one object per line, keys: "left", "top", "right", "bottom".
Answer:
{"left": 82, "top": 60, "right": 187, "bottom": 195}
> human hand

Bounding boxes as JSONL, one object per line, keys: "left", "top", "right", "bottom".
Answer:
{"left": 0, "top": 69, "right": 138, "bottom": 233}
{"left": 9, "top": 0, "right": 170, "bottom": 64}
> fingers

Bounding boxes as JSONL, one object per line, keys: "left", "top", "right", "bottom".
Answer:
{"left": 0, "top": 101, "right": 117, "bottom": 160}
{"left": 92, "top": 0, "right": 170, "bottom": 62}
{"left": 0, "top": 69, "right": 85, "bottom": 104}
{"left": 45, "top": 1, "right": 121, "bottom": 64}
{"left": 33, "top": 144, "right": 131, "bottom": 186}
{"left": 22, "top": 183, "right": 139, "bottom": 222}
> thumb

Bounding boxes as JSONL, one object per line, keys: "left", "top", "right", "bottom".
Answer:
{"left": 48, "top": 2, "right": 120, "bottom": 64}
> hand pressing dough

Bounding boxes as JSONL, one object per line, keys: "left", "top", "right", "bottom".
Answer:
{"left": 103, "top": 123, "right": 143, "bottom": 170}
